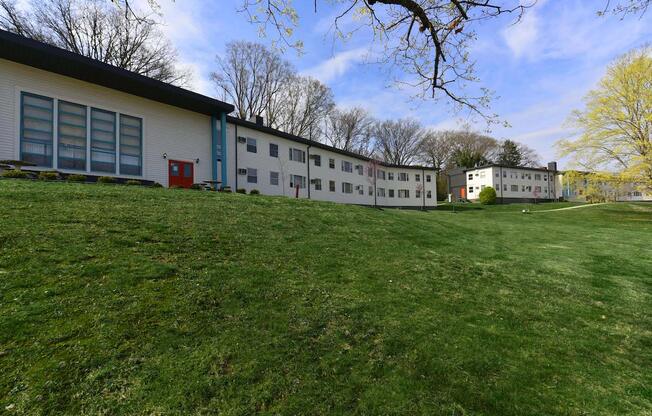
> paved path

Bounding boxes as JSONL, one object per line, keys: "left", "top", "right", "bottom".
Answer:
{"left": 532, "top": 203, "right": 609, "bottom": 213}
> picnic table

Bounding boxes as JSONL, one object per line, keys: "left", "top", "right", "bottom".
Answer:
{"left": 202, "top": 180, "right": 222, "bottom": 190}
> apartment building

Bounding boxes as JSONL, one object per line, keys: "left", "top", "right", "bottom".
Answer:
{"left": 0, "top": 30, "right": 436, "bottom": 209}
{"left": 465, "top": 163, "right": 558, "bottom": 203}
{"left": 556, "top": 173, "right": 651, "bottom": 202}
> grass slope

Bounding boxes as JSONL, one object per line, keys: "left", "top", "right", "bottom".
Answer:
{"left": 1, "top": 180, "right": 651, "bottom": 415}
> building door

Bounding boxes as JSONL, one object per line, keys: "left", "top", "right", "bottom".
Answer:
{"left": 460, "top": 187, "right": 466, "bottom": 199}
{"left": 169, "top": 160, "right": 194, "bottom": 188}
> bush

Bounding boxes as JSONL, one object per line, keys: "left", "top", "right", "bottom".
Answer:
{"left": 249, "top": 189, "right": 260, "bottom": 195}
{"left": 236, "top": 188, "right": 246, "bottom": 194}
{"left": 38, "top": 171, "right": 58, "bottom": 181}
{"left": 190, "top": 183, "right": 203, "bottom": 190}
{"left": 97, "top": 176, "right": 116, "bottom": 184}
{"left": 479, "top": 186, "right": 497, "bottom": 205}
{"left": 151, "top": 182, "right": 163, "bottom": 188}
{"left": 2, "top": 169, "right": 28, "bottom": 179}
{"left": 67, "top": 174, "right": 87, "bottom": 182}
{"left": 125, "top": 180, "right": 142, "bottom": 186}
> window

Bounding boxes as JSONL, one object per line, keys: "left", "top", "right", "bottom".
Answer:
{"left": 289, "top": 148, "right": 306, "bottom": 163}
{"left": 398, "top": 172, "right": 409, "bottom": 181}
{"left": 355, "top": 164, "right": 364, "bottom": 175}
{"left": 377, "top": 188, "right": 386, "bottom": 197}
{"left": 426, "top": 190, "right": 432, "bottom": 199}
{"left": 503, "top": 184, "right": 508, "bottom": 191}
{"left": 426, "top": 175, "right": 432, "bottom": 182}
{"left": 329, "top": 158, "right": 335, "bottom": 169}
{"left": 57, "top": 101, "right": 87, "bottom": 171}
{"left": 495, "top": 172, "right": 499, "bottom": 177}
{"left": 503, "top": 171, "right": 507, "bottom": 178}
{"left": 368, "top": 186, "right": 373, "bottom": 196}
{"left": 535, "top": 174, "right": 541, "bottom": 181}
{"left": 510, "top": 171, "right": 518, "bottom": 179}
{"left": 246, "top": 137, "right": 257, "bottom": 153}
{"left": 469, "top": 187, "right": 474, "bottom": 194}
{"left": 342, "top": 182, "right": 353, "bottom": 193}
{"left": 495, "top": 183, "right": 500, "bottom": 189}
{"left": 388, "top": 172, "right": 394, "bottom": 180}
{"left": 329, "top": 180, "right": 335, "bottom": 192}
{"left": 342, "top": 160, "right": 352, "bottom": 172}
{"left": 368, "top": 167, "right": 374, "bottom": 177}
{"left": 544, "top": 175, "right": 548, "bottom": 181}
{"left": 522, "top": 185, "right": 532, "bottom": 192}
{"left": 269, "top": 143, "right": 278, "bottom": 157}
{"left": 119, "top": 115, "right": 142, "bottom": 176}
{"left": 90, "top": 108, "right": 116, "bottom": 173}
{"left": 511, "top": 185, "right": 518, "bottom": 192}
{"left": 388, "top": 189, "right": 395, "bottom": 198}
{"left": 415, "top": 174, "right": 421, "bottom": 182}
{"left": 358, "top": 185, "right": 364, "bottom": 195}
{"left": 20, "top": 92, "right": 54, "bottom": 167}
{"left": 247, "top": 168, "right": 257, "bottom": 183}
{"left": 270, "top": 171, "right": 279, "bottom": 186}
{"left": 313, "top": 178, "right": 322, "bottom": 191}
{"left": 468, "top": 174, "right": 473, "bottom": 180}
{"left": 535, "top": 186, "right": 542, "bottom": 193}
{"left": 313, "top": 154, "right": 321, "bottom": 166}
{"left": 416, "top": 190, "right": 421, "bottom": 198}
{"left": 290, "top": 175, "right": 306, "bottom": 188}
{"left": 377, "top": 170, "right": 386, "bottom": 180}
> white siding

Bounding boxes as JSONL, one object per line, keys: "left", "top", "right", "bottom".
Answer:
{"left": 467, "top": 166, "right": 556, "bottom": 200}
{"left": 0, "top": 58, "right": 212, "bottom": 186}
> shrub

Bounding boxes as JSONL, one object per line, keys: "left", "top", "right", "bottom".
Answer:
{"left": 97, "top": 176, "right": 116, "bottom": 184}
{"left": 125, "top": 180, "right": 142, "bottom": 186}
{"left": 236, "top": 188, "right": 246, "bottom": 194}
{"left": 479, "top": 186, "right": 497, "bottom": 205}
{"left": 151, "top": 182, "right": 163, "bottom": 188}
{"left": 38, "top": 171, "right": 58, "bottom": 181}
{"left": 67, "top": 174, "right": 86, "bottom": 182}
{"left": 249, "top": 189, "right": 260, "bottom": 195}
{"left": 190, "top": 183, "right": 203, "bottom": 190}
{"left": 2, "top": 169, "right": 28, "bottom": 179}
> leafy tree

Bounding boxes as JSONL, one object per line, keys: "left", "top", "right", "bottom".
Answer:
{"left": 496, "top": 139, "right": 540, "bottom": 167}
{"left": 479, "top": 186, "right": 497, "bottom": 204}
{"left": 557, "top": 46, "right": 652, "bottom": 192}
{"left": 0, "top": 0, "right": 189, "bottom": 85}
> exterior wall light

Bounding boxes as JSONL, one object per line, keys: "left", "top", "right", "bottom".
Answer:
{"left": 162, "top": 153, "right": 167, "bottom": 159}
{"left": 195, "top": 158, "right": 200, "bottom": 164}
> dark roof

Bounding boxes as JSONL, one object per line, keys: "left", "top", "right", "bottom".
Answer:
{"left": 0, "top": 29, "right": 234, "bottom": 116}
{"left": 464, "top": 164, "right": 558, "bottom": 173}
{"left": 227, "top": 116, "right": 435, "bottom": 171}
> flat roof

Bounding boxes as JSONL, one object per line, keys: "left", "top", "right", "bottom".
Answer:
{"left": 464, "top": 164, "right": 557, "bottom": 173}
{"left": 0, "top": 29, "right": 234, "bottom": 116}
{"left": 228, "top": 116, "right": 436, "bottom": 171}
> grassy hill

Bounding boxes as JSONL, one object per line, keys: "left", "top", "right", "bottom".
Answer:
{"left": 1, "top": 180, "right": 650, "bottom": 415}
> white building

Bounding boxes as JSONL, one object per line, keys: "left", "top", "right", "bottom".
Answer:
{"left": 555, "top": 173, "right": 652, "bottom": 202}
{"left": 0, "top": 30, "right": 436, "bottom": 209}
{"left": 464, "top": 164, "right": 558, "bottom": 203}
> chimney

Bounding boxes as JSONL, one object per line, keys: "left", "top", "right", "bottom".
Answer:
{"left": 547, "top": 161, "right": 558, "bottom": 172}
{"left": 248, "top": 115, "right": 264, "bottom": 126}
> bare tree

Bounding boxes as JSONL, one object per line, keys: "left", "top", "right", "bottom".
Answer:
{"left": 373, "top": 118, "right": 423, "bottom": 165}
{"left": 0, "top": 0, "right": 189, "bottom": 85}
{"left": 211, "top": 41, "right": 293, "bottom": 120}
{"left": 322, "top": 107, "right": 375, "bottom": 156}
{"left": 418, "top": 129, "right": 456, "bottom": 171}
{"left": 271, "top": 75, "right": 335, "bottom": 140}
{"left": 446, "top": 128, "right": 499, "bottom": 168}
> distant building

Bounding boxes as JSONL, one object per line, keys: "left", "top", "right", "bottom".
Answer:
{"left": 464, "top": 162, "right": 558, "bottom": 203}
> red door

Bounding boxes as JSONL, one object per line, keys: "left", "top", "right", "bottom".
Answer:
{"left": 169, "top": 160, "right": 194, "bottom": 188}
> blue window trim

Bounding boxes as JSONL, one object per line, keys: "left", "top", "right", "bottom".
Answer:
{"left": 20, "top": 92, "right": 54, "bottom": 168}
{"left": 57, "top": 100, "right": 88, "bottom": 170}
{"left": 90, "top": 107, "right": 117, "bottom": 174}
{"left": 119, "top": 114, "right": 143, "bottom": 176}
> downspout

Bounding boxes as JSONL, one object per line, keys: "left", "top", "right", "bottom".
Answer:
{"left": 234, "top": 124, "right": 238, "bottom": 190}
{"left": 307, "top": 144, "right": 311, "bottom": 199}
{"left": 220, "top": 112, "right": 227, "bottom": 189}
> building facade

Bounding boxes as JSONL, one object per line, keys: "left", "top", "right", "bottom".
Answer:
{"left": 465, "top": 164, "right": 558, "bottom": 203}
{"left": 0, "top": 30, "right": 436, "bottom": 209}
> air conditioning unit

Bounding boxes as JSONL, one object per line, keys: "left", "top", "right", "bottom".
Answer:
{"left": 237, "top": 168, "right": 247, "bottom": 175}
{"left": 237, "top": 136, "right": 247, "bottom": 143}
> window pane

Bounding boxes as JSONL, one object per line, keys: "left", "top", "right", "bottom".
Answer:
{"left": 58, "top": 101, "right": 87, "bottom": 171}
{"left": 91, "top": 108, "right": 116, "bottom": 173}
{"left": 21, "top": 93, "right": 54, "bottom": 167}
{"left": 120, "top": 115, "right": 142, "bottom": 176}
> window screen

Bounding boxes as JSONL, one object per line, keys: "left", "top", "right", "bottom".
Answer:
{"left": 119, "top": 115, "right": 142, "bottom": 175}
{"left": 20, "top": 93, "right": 54, "bottom": 167}
{"left": 90, "top": 108, "right": 116, "bottom": 173}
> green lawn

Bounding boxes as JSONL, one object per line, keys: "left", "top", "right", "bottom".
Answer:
{"left": 1, "top": 180, "right": 651, "bottom": 415}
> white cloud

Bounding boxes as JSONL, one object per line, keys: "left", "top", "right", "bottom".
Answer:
{"left": 302, "top": 48, "right": 370, "bottom": 83}
{"left": 502, "top": 8, "right": 540, "bottom": 59}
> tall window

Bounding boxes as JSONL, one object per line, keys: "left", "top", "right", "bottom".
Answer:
{"left": 388, "top": 172, "right": 394, "bottom": 180}
{"left": 20, "top": 92, "right": 54, "bottom": 167}
{"left": 427, "top": 191, "right": 432, "bottom": 199}
{"left": 388, "top": 189, "right": 395, "bottom": 198}
{"left": 426, "top": 175, "right": 432, "bottom": 182}
{"left": 377, "top": 188, "right": 386, "bottom": 197}
{"left": 247, "top": 138, "right": 257, "bottom": 153}
{"left": 119, "top": 115, "right": 142, "bottom": 176}
{"left": 247, "top": 168, "right": 257, "bottom": 183}
{"left": 342, "top": 161, "right": 352, "bottom": 173}
{"left": 355, "top": 164, "right": 363, "bottom": 175}
{"left": 329, "top": 158, "right": 335, "bottom": 169}
{"left": 290, "top": 175, "right": 306, "bottom": 188}
{"left": 58, "top": 101, "right": 87, "bottom": 170}
{"left": 289, "top": 148, "right": 305, "bottom": 163}
{"left": 377, "top": 170, "right": 386, "bottom": 180}
{"left": 329, "top": 180, "right": 335, "bottom": 192}
{"left": 269, "top": 143, "right": 278, "bottom": 157}
{"left": 313, "top": 154, "right": 321, "bottom": 166}
{"left": 91, "top": 108, "right": 116, "bottom": 173}
{"left": 398, "top": 172, "right": 409, "bottom": 181}
{"left": 270, "top": 171, "right": 279, "bottom": 185}
{"left": 313, "top": 178, "right": 322, "bottom": 190}
{"left": 342, "top": 182, "right": 353, "bottom": 193}
{"left": 415, "top": 174, "right": 421, "bottom": 182}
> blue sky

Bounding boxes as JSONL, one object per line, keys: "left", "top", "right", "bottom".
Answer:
{"left": 144, "top": 0, "right": 652, "bottom": 167}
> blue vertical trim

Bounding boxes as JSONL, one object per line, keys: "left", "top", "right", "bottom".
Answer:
{"left": 220, "top": 112, "right": 227, "bottom": 188}
{"left": 211, "top": 115, "right": 218, "bottom": 183}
